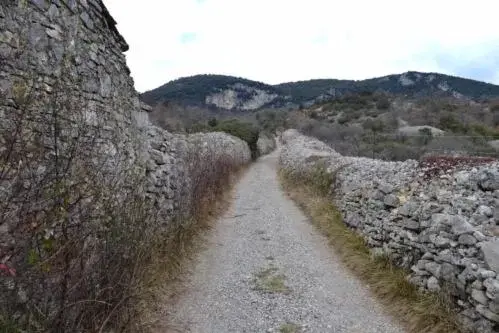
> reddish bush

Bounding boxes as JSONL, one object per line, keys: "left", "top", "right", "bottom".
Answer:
{"left": 419, "top": 155, "right": 496, "bottom": 179}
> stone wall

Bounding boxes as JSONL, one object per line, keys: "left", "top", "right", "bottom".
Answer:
{"left": 256, "top": 133, "right": 276, "bottom": 156}
{"left": 280, "top": 129, "right": 499, "bottom": 333}
{"left": 0, "top": 1, "right": 250, "bottom": 329}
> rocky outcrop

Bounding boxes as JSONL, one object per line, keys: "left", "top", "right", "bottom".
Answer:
{"left": 398, "top": 125, "right": 445, "bottom": 136}
{"left": 205, "top": 83, "right": 279, "bottom": 110}
{"left": 0, "top": 1, "right": 251, "bottom": 330}
{"left": 280, "top": 129, "right": 499, "bottom": 332}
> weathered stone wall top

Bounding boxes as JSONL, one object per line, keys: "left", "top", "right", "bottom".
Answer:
{"left": 1, "top": 0, "right": 142, "bottom": 124}
{"left": 280, "top": 129, "right": 499, "bottom": 332}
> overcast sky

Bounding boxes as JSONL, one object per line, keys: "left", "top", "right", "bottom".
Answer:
{"left": 103, "top": 0, "right": 499, "bottom": 93}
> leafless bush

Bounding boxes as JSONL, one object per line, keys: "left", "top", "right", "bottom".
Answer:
{"left": 420, "top": 155, "right": 496, "bottom": 180}
{"left": 0, "top": 60, "right": 160, "bottom": 332}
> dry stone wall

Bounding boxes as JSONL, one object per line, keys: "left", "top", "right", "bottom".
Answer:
{"left": 256, "top": 133, "right": 276, "bottom": 156}
{"left": 280, "top": 129, "right": 499, "bottom": 333}
{"left": 0, "top": 1, "right": 250, "bottom": 328}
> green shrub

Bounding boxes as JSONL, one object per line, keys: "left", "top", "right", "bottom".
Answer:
{"left": 438, "top": 114, "right": 467, "bottom": 133}
{"left": 376, "top": 97, "right": 390, "bottom": 110}
{"left": 214, "top": 119, "right": 260, "bottom": 159}
{"left": 208, "top": 117, "right": 218, "bottom": 127}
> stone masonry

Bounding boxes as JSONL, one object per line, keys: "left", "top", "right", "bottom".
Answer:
{"left": 280, "top": 129, "right": 499, "bottom": 333}
{"left": 0, "top": 1, "right": 251, "bottom": 327}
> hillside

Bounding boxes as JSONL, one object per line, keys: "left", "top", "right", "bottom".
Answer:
{"left": 290, "top": 91, "right": 499, "bottom": 161}
{"left": 141, "top": 71, "right": 499, "bottom": 111}
{"left": 140, "top": 74, "right": 288, "bottom": 110}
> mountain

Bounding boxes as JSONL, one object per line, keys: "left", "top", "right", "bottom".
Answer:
{"left": 140, "top": 74, "right": 288, "bottom": 111}
{"left": 140, "top": 71, "right": 499, "bottom": 111}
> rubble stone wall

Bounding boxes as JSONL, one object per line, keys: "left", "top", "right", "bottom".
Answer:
{"left": 280, "top": 129, "right": 499, "bottom": 333}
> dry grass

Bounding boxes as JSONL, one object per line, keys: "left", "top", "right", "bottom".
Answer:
{"left": 279, "top": 322, "right": 301, "bottom": 333}
{"left": 129, "top": 166, "right": 248, "bottom": 333}
{"left": 279, "top": 170, "right": 463, "bottom": 333}
{"left": 253, "top": 266, "right": 290, "bottom": 294}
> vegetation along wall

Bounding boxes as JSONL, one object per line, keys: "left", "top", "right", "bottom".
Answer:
{"left": 0, "top": 1, "right": 250, "bottom": 331}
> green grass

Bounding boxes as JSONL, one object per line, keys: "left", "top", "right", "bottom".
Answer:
{"left": 279, "top": 169, "right": 462, "bottom": 333}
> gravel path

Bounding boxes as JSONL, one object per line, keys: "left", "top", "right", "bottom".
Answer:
{"left": 165, "top": 151, "right": 405, "bottom": 333}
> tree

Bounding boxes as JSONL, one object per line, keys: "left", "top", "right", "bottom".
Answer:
{"left": 418, "top": 127, "right": 433, "bottom": 145}
{"left": 376, "top": 96, "right": 390, "bottom": 110}
{"left": 492, "top": 104, "right": 499, "bottom": 127}
{"left": 208, "top": 117, "right": 218, "bottom": 127}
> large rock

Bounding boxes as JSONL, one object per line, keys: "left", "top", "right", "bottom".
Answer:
{"left": 477, "top": 168, "right": 499, "bottom": 191}
{"left": 482, "top": 241, "right": 499, "bottom": 273}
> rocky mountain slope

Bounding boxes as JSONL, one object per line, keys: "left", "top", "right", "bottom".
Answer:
{"left": 141, "top": 72, "right": 499, "bottom": 111}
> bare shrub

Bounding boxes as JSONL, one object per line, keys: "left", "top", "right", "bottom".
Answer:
{"left": 0, "top": 66, "right": 247, "bottom": 333}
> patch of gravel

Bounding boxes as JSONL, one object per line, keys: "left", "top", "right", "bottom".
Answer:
{"left": 165, "top": 151, "right": 405, "bottom": 333}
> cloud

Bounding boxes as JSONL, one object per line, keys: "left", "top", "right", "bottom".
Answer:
{"left": 433, "top": 43, "right": 499, "bottom": 83}
{"left": 103, "top": 0, "right": 499, "bottom": 92}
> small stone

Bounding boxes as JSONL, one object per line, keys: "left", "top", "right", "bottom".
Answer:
{"left": 32, "top": 0, "right": 50, "bottom": 10}
{"left": 437, "top": 249, "right": 459, "bottom": 264}
{"left": 474, "top": 231, "right": 487, "bottom": 242}
{"left": 458, "top": 234, "right": 477, "bottom": 246}
{"left": 480, "top": 270, "right": 497, "bottom": 279}
{"left": 458, "top": 266, "right": 478, "bottom": 284}
{"left": 472, "top": 289, "right": 489, "bottom": 305}
{"left": 399, "top": 201, "right": 419, "bottom": 217}
{"left": 64, "top": 0, "right": 78, "bottom": 12}
{"left": 432, "top": 213, "right": 451, "bottom": 225}
{"left": 80, "top": 12, "right": 94, "bottom": 30}
{"left": 484, "top": 278, "right": 499, "bottom": 302}
{"left": 477, "top": 205, "right": 494, "bottom": 217}
{"left": 455, "top": 171, "right": 471, "bottom": 186}
{"left": 427, "top": 276, "right": 440, "bottom": 291}
{"left": 46, "top": 27, "right": 62, "bottom": 41}
{"left": 425, "top": 262, "right": 442, "bottom": 278}
{"left": 422, "top": 252, "right": 434, "bottom": 260}
{"left": 402, "top": 219, "right": 420, "bottom": 230}
{"left": 451, "top": 216, "right": 475, "bottom": 236}
{"left": 379, "top": 183, "right": 394, "bottom": 194}
{"left": 476, "top": 304, "right": 499, "bottom": 322}
{"left": 371, "top": 190, "right": 384, "bottom": 201}
{"left": 441, "top": 263, "right": 457, "bottom": 281}
{"left": 48, "top": 4, "right": 59, "bottom": 20}
{"left": 100, "top": 74, "right": 112, "bottom": 98}
{"left": 434, "top": 236, "right": 451, "bottom": 248}
{"left": 477, "top": 168, "right": 499, "bottom": 191}
{"left": 384, "top": 194, "right": 399, "bottom": 208}
{"left": 471, "top": 279, "right": 484, "bottom": 290}
{"left": 489, "top": 302, "right": 499, "bottom": 314}
{"left": 482, "top": 240, "right": 499, "bottom": 273}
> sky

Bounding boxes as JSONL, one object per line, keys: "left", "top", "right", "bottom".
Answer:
{"left": 103, "top": 0, "right": 499, "bottom": 93}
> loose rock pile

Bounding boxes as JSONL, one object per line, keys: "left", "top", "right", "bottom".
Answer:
{"left": 280, "top": 129, "right": 499, "bottom": 332}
